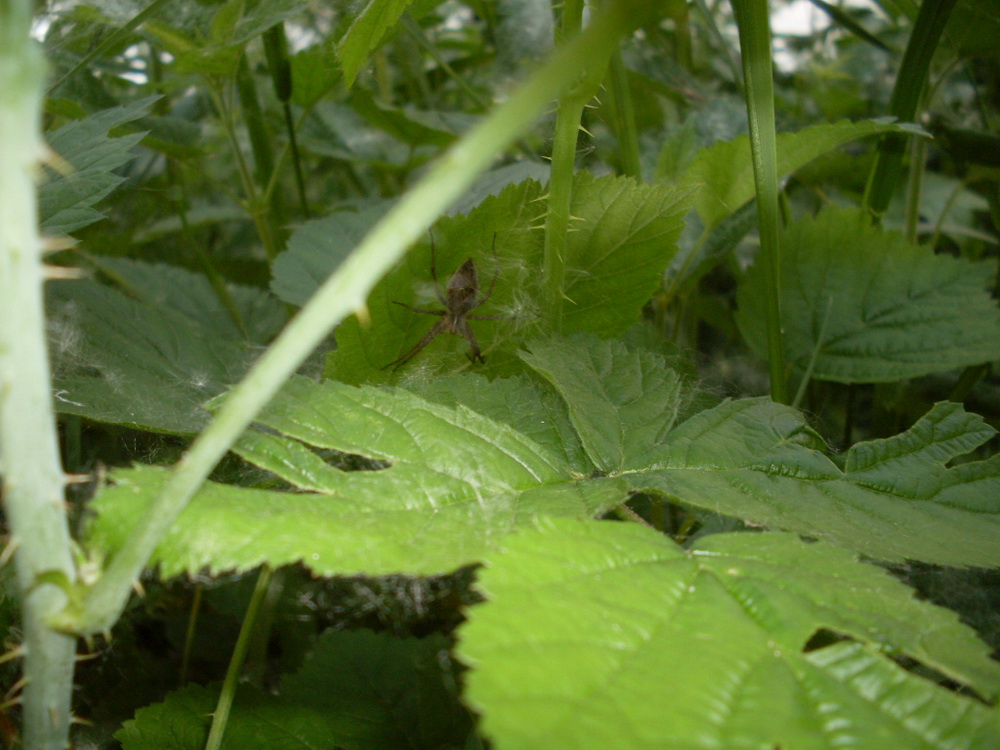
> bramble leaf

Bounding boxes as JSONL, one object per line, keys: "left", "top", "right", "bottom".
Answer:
{"left": 634, "top": 398, "right": 1000, "bottom": 567}
{"left": 735, "top": 206, "right": 1000, "bottom": 382}
{"left": 48, "top": 265, "right": 284, "bottom": 434}
{"left": 86, "top": 376, "right": 626, "bottom": 577}
{"left": 320, "top": 174, "right": 691, "bottom": 383}
{"left": 457, "top": 520, "right": 1000, "bottom": 750}
{"left": 520, "top": 335, "right": 684, "bottom": 472}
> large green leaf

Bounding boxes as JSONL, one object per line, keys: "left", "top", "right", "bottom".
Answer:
{"left": 457, "top": 519, "right": 1000, "bottom": 750}
{"left": 39, "top": 96, "right": 156, "bottom": 235}
{"left": 47, "top": 266, "right": 281, "bottom": 433}
{"left": 560, "top": 174, "right": 692, "bottom": 337}
{"left": 271, "top": 202, "right": 392, "bottom": 307}
{"left": 735, "top": 207, "right": 1000, "bottom": 383}
{"left": 86, "top": 376, "right": 625, "bottom": 577}
{"left": 633, "top": 398, "right": 1000, "bottom": 567}
{"left": 520, "top": 335, "right": 684, "bottom": 473}
{"left": 680, "top": 118, "right": 921, "bottom": 233}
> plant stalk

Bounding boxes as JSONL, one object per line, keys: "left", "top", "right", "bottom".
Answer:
{"left": 0, "top": 4, "right": 77, "bottom": 748}
{"left": 732, "top": 0, "right": 787, "bottom": 403}
{"left": 862, "top": 0, "right": 959, "bottom": 219}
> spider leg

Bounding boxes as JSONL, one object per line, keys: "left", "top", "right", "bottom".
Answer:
{"left": 455, "top": 316, "right": 485, "bottom": 364}
{"left": 392, "top": 300, "right": 447, "bottom": 316}
{"left": 384, "top": 318, "right": 449, "bottom": 371}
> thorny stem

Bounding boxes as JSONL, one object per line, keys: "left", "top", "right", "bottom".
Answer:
{"left": 0, "top": 3, "right": 77, "bottom": 748}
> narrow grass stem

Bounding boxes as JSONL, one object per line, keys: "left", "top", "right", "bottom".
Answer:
{"left": 732, "top": 0, "right": 787, "bottom": 403}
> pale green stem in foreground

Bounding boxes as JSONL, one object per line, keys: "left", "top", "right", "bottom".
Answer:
{"left": 732, "top": 0, "right": 787, "bottom": 404}
{"left": 0, "top": 4, "right": 78, "bottom": 748}
{"left": 57, "top": 0, "right": 643, "bottom": 637}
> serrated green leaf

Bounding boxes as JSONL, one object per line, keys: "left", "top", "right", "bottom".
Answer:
{"left": 39, "top": 96, "right": 157, "bottom": 235}
{"left": 735, "top": 207, "right": 1000, "bottom": 383}
{"left": 87, "top": 376, "right": 627, "bottom": 577}
{"left": 457, "top": 520, "right": 1000, "bottom": 750}
{"left": 92, "top": 257, "right": 286, "bottom": 344}
{"left": 681, "top": 118, "right": 920, "bottom": 233}
{"left": 337, "top": 0, "right": 417, "bottom": 88}
{"left": 271, "top": 202, "right": 393, "bottom": 307}
{"left": 47, "top": 275, "right": 264, "bottom": 433}
{"left": 116, "top": 683, "right": 331, "bottom": 750}
{"left": 633, "top": 398, "right": 1000, "bottom": 567}
{"left": 561, "top": 174, "right": 692, "bottom": 337}
{"left": 406, "top": 372, "right": 590, "bottom": 472}
{"left": 520, "top": 334, "right": 684, "bottom": 473}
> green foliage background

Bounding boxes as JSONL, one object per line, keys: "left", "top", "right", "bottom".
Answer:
{"left": 3, "top": 0, "right": 1000, "bottom": 748}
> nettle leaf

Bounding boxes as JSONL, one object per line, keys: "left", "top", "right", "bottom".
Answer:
{"left": 47, "top": 265, "right": 281, "bottom": 433}
{"left": 406, "top": 372, "right": 590, "bottom": 472}
{"left": 520, "top": 335, "right": 684, "bottom": 473}
{"left": 92, "top": 257, "right": 286, "bottom": 344}
{"left": 117, "top": 631, "right": 472, "bottom": 750}
{"left": 517, "top": 333, "right": 1000, "bottom": 567}
{"left": 736, "top": 206, "right": 1000, "bottom": 382}
{"left": 633, "top": 398, "right": 1000, "bottom": 567}
{"left": 457, "top": 519, "right": 1000, "bottom": 750}
{"left": 87, "top": 376, "right": 627, "bottom": 577}
{"left": 561, "top": 174, "right": 692, "bottom": 337}
{"left": 323, "top": 174, "right": 691, "bottom": 384}
{"left": 680, "top": 118, "right": 920, "bottom": 233}
{"left": 39, "top": 96, "right": 157, "bottom": 236}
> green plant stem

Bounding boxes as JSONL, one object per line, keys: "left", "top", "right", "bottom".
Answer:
{"left": 903, "top": 132, "right": 926, "bottom": 244}
{"left": 204, "top": 565, "right": 273, "bottom": 750}
{"left": 732, "top": 0, "right": 787, "bottom": 403}
{"left": 57, "top": 0, "right": 647, "bottom": 638}
{"left": 862, "top": 0, "right": 959, "bottom": 219}
{"left": 605, "top": 47, "right": 642, "bottom": 178}
{"left": 542, "top": 0, "right": 620, "bottom": 332}
{"left": 235, "top": 54, "right": 286, "bottom": 261}
{"left": 0, "top": 6, "right": 77, "bottom": 749}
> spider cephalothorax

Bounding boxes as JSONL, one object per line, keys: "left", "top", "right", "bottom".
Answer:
{"left": 385, "top": 233, "right": 501, "bottom": 371}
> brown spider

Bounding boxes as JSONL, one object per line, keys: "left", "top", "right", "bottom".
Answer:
{"left": 385, "top": 233, "right": 501, "bottom": 371}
